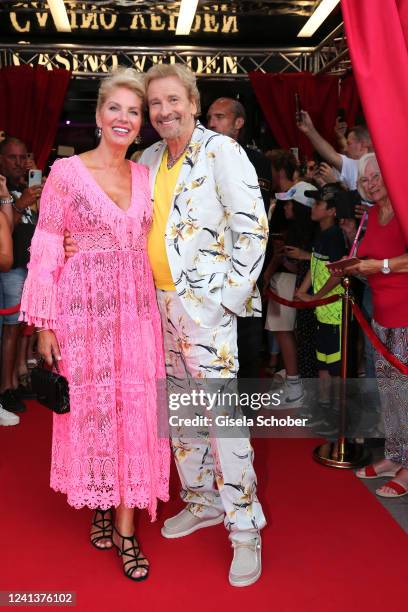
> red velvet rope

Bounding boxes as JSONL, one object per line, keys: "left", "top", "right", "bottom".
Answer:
{"left": 0, "top": 303, "right": 20, "bottom": 316}
{"left": 351, "top": 302, "right": 408, "bottom": 375}
{"left": 265, "top": 289, "right": 341, "bottom": 309}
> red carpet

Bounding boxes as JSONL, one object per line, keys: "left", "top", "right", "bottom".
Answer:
{"left": 1, "top": 401, "right": 407, "bottom": 612}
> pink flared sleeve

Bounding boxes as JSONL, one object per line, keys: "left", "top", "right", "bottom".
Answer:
{"left": 19, "top": 159, "right": 69, "bottom": 329}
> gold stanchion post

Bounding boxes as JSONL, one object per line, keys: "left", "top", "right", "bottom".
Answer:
{"left": 313, "top": 276, "right": 371, "bottom": 468}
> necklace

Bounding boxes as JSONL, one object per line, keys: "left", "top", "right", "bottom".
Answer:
{"left": 166, "top": 142, "right": 190, "bottom": 170}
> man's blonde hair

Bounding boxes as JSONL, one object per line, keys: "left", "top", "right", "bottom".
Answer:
{"left": 97, "top": 66, "right": 145, "bottom": 110}
{"left": 144, "top": 63, "right": 201, "bottom": 116}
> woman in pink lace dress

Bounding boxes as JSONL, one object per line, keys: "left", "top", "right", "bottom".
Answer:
{"left": 20, "top": 68, "right": 170, "bottom": 581}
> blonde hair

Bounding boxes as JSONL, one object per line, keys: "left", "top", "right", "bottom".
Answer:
{"left": 97, "top": 67, "right": 145, "bottom": 111}
{"left": 357, "top": 152, "right": 382, "bottom": 201}
{"left": 144, "top": 63, "right": 201, "bottom": 116}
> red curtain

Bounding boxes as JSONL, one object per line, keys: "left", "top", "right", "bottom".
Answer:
{"left": 338, "top": 74, "right": 360, "bottom": 128}
{"left": 341, "top": 0, "right": 408, "bottom": 242}
{"left": 249, "top": 71, "right": 339, "bottom": 157}
{"left": 0, "top": 65, "right": 71, "bottom": 170}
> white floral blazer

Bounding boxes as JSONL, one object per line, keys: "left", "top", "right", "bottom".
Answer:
{"left": 140, "top": 122, "right": 268, "bottom": 328}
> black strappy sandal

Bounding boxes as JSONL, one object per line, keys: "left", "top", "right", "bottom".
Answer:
{"left": 113, "top": 526, "right": 149, "bottom": 582}
{"left": 90, "top": 508, "right": 113, "bottom": 550}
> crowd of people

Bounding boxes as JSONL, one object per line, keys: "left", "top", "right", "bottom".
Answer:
{"left": 1, "top": 63, "right": 407, "bottom": 586}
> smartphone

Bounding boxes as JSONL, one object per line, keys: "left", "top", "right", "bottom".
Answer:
{"left": 326, "top": 257, "right": 360, "bottom": 272}
{"left": 337, "top": 108, "right": 346, "bottom": 122}
{"left": 295, "top": 93, "right": 302, "bottom": 123}
{"left": 28, "top": 169, "right": 42, "bottom": 187}
{"left": 290, "top": 147, "right": 299, "bottom": 162}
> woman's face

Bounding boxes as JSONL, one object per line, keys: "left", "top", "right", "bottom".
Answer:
{"left": 360, "top": 160, "right": 387, "bottom": 203}
{"left": 96, "top": 86, "right": 143, "bottom": 149}
{"left": 283, "top": 200, "right": 294, "bottom": 219}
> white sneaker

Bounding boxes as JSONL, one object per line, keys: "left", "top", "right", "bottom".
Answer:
{"left": 229, "top": 536, "right": 262, "bottom": 587}
{"left": 0, "top": 405, "right": 20, "bottom": 426}
{"left": 161, "top": 507, "right": 225, "bottom": 539}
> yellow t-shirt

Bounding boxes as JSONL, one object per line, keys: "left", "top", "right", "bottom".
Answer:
{"left": 147, "top": 150, "right": 186, "bottom": 291}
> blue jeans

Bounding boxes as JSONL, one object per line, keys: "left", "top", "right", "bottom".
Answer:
{"left": 0, "top": 267, "right": 27, "bottom": 328}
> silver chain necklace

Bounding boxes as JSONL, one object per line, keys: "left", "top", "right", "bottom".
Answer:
{"left": 166, "top": 142, "right": 190, "bottom": 170}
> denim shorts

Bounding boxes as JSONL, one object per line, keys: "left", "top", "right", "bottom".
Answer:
{"left": 0, "top": 267, "right": 27, "bottom": 325}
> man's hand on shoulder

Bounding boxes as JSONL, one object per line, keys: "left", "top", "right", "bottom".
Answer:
{"left": 63, "top": 230, "right": 78, "bottom": 258}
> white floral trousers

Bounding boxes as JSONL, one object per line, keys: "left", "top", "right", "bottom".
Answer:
{"left": 157, "top": 289, "right": 266, "bottom": 543}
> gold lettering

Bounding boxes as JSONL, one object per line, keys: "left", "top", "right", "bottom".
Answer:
{"left": 203, "top": 14, "right": 219, "bottom": 33}
{"left": 203, "top": 56, "right": 221, "bottom": 74}
{"left": 130, "top": 14, "right": 147, "bottom": 30}
{"left": 190, "top": 14, "right": 201, "bottom": 32}
{"left": 36, "top": 10, "right": 49, "bottom": 28}
{"left": 10, "top": 12, "right": 30, "bottom": 33}
{"left": 72, "top": 54, "right": 79, "bottom": 73}
{"left": 11, "top": 52, "right": 21, "bottom": 66}
{"left": 80, "top": 10, "right": 99, "bottom": 30}
{"left": 83, "top": 54, "right": 98, "bottom": 73}
{"left": 99, "top": 12, "right": 117, "bottom": 30}
{"left": 67, "top": 2, "right": 77, "bottom": 29}
{"left": 109, "top": 55, "right": 118, "bottom": 70}
{"left": 189, "top": 56, "right": 204, "bottom": 74}
{"left": 222, "top": 16, "right": 238, "bottom": 33}
{"left": 132, "top": 56, "right": 147, "bottom": 72}
{"left": 151, "top": 15, "right": 165, "bottom": 31}
{"left": 55, "top": 53, "right": 71, "bottom": 71}
{"left": 168, "top": 14, "right": 177, "bottom": 31}
{"left": 223, "top": 56, "right": 238, "bottom": 74}
{"left": 38, "top": 54, "right": 53, "bottom": 70}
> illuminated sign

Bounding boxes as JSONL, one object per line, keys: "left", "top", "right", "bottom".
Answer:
{"left": 9, "top": 50, "right": 239, "bottom": 76}
{"left": 9, "top": 3, "right": 238, "bottom": 35}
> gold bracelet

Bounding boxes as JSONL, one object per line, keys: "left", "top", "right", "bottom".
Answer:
{"left": 36, "top": 328, "right": 49, "bottom": 333}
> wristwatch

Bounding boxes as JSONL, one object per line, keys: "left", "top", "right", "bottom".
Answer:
{"left": 381, "top": 258, "right": 391, "bottom": 274}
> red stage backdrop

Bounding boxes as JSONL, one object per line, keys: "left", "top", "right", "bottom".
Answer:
{"left": 0, "top": 65, "right": 71, "bottom": 170}
{"left": 341, "top": 0, "right": 408, "bottom": 242}
{"left": 249, "top": 71, "right": 361, "bottom": 158}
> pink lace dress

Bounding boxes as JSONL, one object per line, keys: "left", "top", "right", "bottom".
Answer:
{"left": 20, "top": 156, "right": 170, "bottom": 518}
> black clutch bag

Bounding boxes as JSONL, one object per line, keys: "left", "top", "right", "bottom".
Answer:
{"left": 31, "top": 357, "right": 70, "bottom": 414}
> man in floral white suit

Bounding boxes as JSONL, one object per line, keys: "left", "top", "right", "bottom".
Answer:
{"left": 140, "top": 64, "right": 267, "bottom": 587}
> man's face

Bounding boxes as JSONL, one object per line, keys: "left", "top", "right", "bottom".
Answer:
{"left": 147, "top": 76, "right": 197, "bottom": 141}
{"left": 347, "top": 131, "right": 365, "bottom": 160}
{"left": 311, "top": 199, "right": 333, "bottom": 222}
{"left": 0, "top": 142, "right": 27, "bottom": 184}
{"left": 206, "top": 99, "right": 242, "bottom": 139}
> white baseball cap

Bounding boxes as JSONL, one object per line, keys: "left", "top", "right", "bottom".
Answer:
{"left": 275, "top": 181, "right": 318, "bottom": 208}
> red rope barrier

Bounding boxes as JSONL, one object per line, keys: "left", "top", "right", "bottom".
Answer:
{"left": 351, "top": 302, "right": 408, "bottom": 375}
{"left": 0, "top": 304, "right": 20, "bottom": 316}
{"left": 265, "top": 289, "right": 341, "bottom": 310}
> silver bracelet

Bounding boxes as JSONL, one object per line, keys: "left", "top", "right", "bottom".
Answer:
{"left": 0, "top": 196, "right": 13, "bottom": 205}
{"left": 36, "top": 328, "right": 50, "bottom": 333}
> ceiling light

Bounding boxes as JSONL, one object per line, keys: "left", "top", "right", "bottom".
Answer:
{"left": 176, "top": 0, "right": 199, "bottom": 35}
{"left": 297, "top": 0, "right": 340, "bottom": 38}
{"left": 48, "top": 0, "right": 71, "bottom": 33}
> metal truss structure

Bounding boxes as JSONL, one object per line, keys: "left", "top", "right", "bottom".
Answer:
{"left": 0, "top": 23, "right": 350, "bottom": 79}
{"left": 0, "top": 44, "right": 321, "bottom": 78}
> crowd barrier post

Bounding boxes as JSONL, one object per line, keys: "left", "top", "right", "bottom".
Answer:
{"left": 313, "top": 276, "right": 371, "bottom": 469}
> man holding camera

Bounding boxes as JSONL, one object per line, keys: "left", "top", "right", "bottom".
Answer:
{"left": 0, "top": 137, "right": 41, "bottom": 414}
{"left": 297, "top": 111, "right": 373, "bottom": 190}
